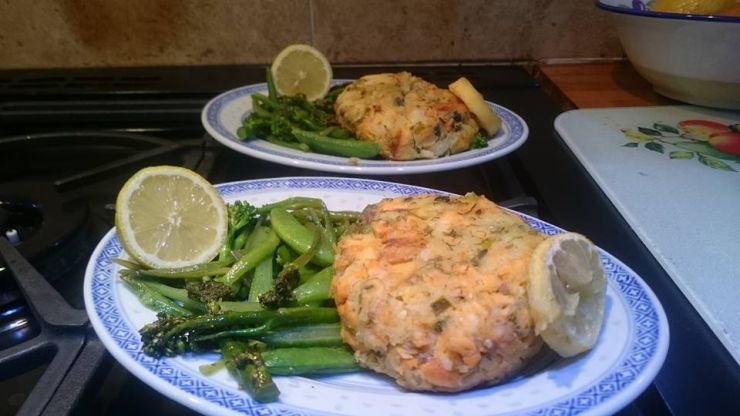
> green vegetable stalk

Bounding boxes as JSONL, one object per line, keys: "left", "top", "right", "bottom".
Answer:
{"left": 222, "top": 340, "right": 280, "bottom": 403}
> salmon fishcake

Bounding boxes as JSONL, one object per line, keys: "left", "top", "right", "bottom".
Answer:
{"left": 334, "top": 72, "right": 480, "bottom": 160}
{"left": 331, "top": 193, "right": 544, "bottom": 392}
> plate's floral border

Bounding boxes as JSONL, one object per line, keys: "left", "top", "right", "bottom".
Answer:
{"left": 620, "top": 119, "right": 740, "bottom": 172}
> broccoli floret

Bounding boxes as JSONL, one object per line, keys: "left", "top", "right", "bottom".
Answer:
{"left": 470, "top": 132, "right": 489, "bottom": 149}
{"left": 258, "top": 267, "right": 299, "bottom": 309}
{"left": 259, "top": 228, "right": 321, "bottom": 309}
{"left": 220, "top": 201, "right": 259, "bottom": 260}
{"left": 139, "top": 313, "right": 189, "bottom": 357}
{"left": 314, "top": 84, "right": 346, "bottom": 114}
{"left": 239, "top": 116, "right": 271, "bottom": 139}
{"left": 270, "top": 115, "right": 294, "bottom": 139}
{"left": 186, "top": 280, "right": 234, "bottom": 312}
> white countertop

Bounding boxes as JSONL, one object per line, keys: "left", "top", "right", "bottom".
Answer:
{"left": 555, "top": 105, "right": 740, "bottom": 364}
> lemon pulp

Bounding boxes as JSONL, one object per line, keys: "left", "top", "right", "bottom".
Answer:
{"left": 115, "top": 166, "right": 228, "bottom": 269}
{"left": 270, "top": 44, "right": 332, "bottom": 102}
{"left": 527, "top": 232, "right": 607, "bottom": 357}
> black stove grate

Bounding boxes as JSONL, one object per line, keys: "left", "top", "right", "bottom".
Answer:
{"left": 0, "top": 237, "right": 96, "bottom": 416}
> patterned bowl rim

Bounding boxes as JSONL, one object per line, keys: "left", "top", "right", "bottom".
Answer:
{"left": 595, "top": 0, "right": 740, "bottom": 23}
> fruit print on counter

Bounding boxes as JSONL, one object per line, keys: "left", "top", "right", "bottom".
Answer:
{"left": 620, "top": 119, "right": 740, "bottom": 172}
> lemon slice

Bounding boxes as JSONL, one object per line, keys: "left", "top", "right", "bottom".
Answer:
{"left": 528, "top": 232, "right": 607, "bottom": 357}
{"left": 270, "top": 44, "right": 332, "bottom": 101}
{"left": 448, "top": 77, "right": 502, "bottom": 135}
{"left": 115, "top": 166, "right": 228, "bottom": 269}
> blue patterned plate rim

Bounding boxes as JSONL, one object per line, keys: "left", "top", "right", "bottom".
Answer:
{"left": 200, "top": 81, "right": 529, "bottom": 175}
{"left": 84, "top": 177, "right": 669, "bottom": 416}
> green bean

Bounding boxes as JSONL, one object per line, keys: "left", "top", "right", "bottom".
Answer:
{"left": 250, "top": 106, "right": 273, "bottom": 119}
{"left": 292, "top": 128, "right": 380, "bottom": 158}
{"left": 322, "top": 210, "right": 337, "bottom": 245}
{"left": 327, "top": 210, "right": 361, "bottom": 222}
{"left": 222, "top": 227, "right": 280, "bottom": 287}
{"left": 293, "top": 267, "right": 333, "bottom": 305}
{"left": 257, "top": 197, "right": 326, "bottom": 215}
{"left": 266, "top": 67, "right": 278, "bottom": 100}
{"left": 241, "top": 224, "right": 265, "bottom": 252}
{"left": 140, "top": 280, "right": 207, "bottom": 313}
{"left": 251, "top": 93, "right": 279, "bottom": 111}
{"left": 218, "top": 301, "right": 264, "bottom": 312}
{"left": 309, "top": 207, "right": 336, "bottom": 246}
{"left": 120, "top": 273, "right": 192, "bottom": 317}
{"left": 275, "top": 244, "right": 295, "bottom": 266}
{"left": 298, "top": 264, "right": 320, "bottom": 284}
{"left": 131, "top": 260, "right": 234, "bottom": 279}
{"left": 256, "top": 323, "right": 343, "bottom": 348}
{"left": 194, "top": 324, "right": 270, "bottom": 341}
{"left": 290, "top": 208, "right": 361, "bottom": 226}
{"left": 269, "top": 208, "right": 334, "bottom": 267}
{"left": 294, "top": 116, "right": 323, "bottom": 132}
{"left": 112, "top": 257, "right": 144, "bottom": 270}
{"left": 264, "top": 135, "right": 310, "bottom": 152}
{"left": 319, "top": 126, "right": 354, "bottom": 140}
{"left": 262, "top": 347, "right": 359, "bottom": 376}
{"left": 248, "top": 257, "right": 274, "bottom": 303}
{"left": 232, "top": 229, "right": 249, "bottom": 252}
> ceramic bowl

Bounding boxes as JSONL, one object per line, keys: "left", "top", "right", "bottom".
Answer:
{"left": 596, "top": 0, "right": 740, "bottom": 110}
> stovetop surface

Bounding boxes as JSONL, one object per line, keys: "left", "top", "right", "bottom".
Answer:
{"left": 0, "top": 64, "right": 737, "bottom": 415}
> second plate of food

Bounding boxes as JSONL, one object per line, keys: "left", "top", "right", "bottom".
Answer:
{"left": 201, "top": 82, "right": 528, "bottom": 175}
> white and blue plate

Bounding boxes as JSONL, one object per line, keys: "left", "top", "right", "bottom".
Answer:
{"left": 84, "top": 177, "right": 669, "bottom": 416}
{"left": 201, "top": 82, "right": 529, "bottom": 175}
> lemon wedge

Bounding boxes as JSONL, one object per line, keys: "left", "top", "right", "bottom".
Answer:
{"left": 115, "top": 166, "right": 228, "bottom": 269}
{"left": 528, "top": 232, "right": 607, "bottom": 357}
{"left": 271, "top": 44, "right": 332, "bottom": 101}
{"left": 448, "top": 77, "right": 502, "bottom": 135}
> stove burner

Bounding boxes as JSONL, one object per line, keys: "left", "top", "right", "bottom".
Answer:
{"left": 0, "top": 131, "right": 207, "bottom": 306}
{"left": 0, "top": 130, "right": 212, "bottom": 341}
{"left": 0, "top": 182, "right": 88, "bottom": 306}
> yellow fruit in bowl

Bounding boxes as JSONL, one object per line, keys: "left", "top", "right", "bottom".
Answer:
{"left": 650, "top": 0, "right": 736, "bottom": 15}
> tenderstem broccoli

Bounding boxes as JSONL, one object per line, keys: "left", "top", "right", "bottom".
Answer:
{"left": 222, "top": 340, "right": 279, "bottom": 403}
{"left": 259, "top": 227, "right": 320, "bottom": 308}
{"left": 140, "top": 307, "right": 339, "bottom": 357}
{"left": 220, "top": 201, "right": 259, "bottom": 261}
{"left": 185, "top": 280, "right": 234, "bottom": 312}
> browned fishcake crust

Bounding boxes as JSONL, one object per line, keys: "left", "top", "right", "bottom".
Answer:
{"left": 334, "top": 72, "right": 479, "bottom": 160}
{"left": 332, "top": 194, "right": 544, "bottom": 392}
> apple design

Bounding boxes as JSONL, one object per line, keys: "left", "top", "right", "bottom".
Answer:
{"left": 677, "top": 120, "right": 729, "bottom": 141}
{"left": 709, "top": 131, "right": 740, "bottom": 156}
